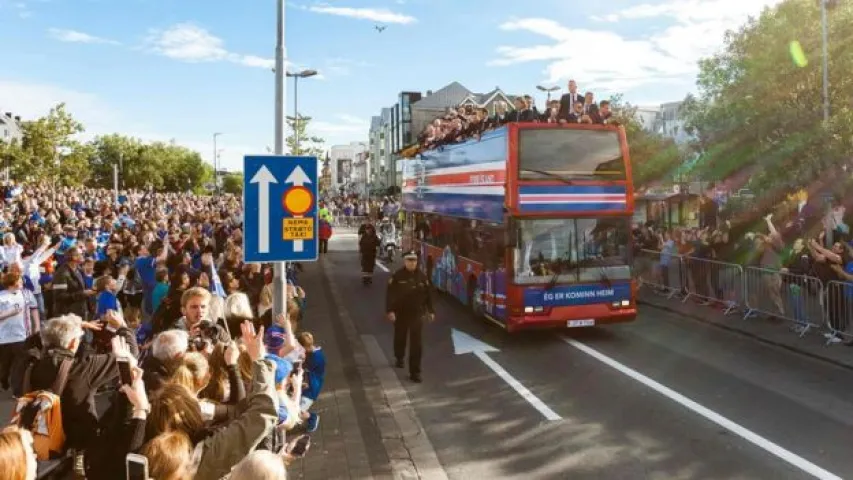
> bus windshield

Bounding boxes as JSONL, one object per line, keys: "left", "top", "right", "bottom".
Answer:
{"left": 517, "top": 129, "right": 626, "bottom": 181}
{"left": 513, "top": 217, "right": 631, "bottom": 285}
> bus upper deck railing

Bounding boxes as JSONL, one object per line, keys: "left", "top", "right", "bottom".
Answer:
{"left": 635, "top": 249, "right": 853, "bottom": 345}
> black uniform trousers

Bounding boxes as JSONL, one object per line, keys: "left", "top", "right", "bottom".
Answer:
{"left": 394, "top": 312, "right": 424, "bottom": 375}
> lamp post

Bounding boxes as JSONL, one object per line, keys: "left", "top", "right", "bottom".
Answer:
{"left": 285, "top": 69, "right": 318, "bottom": 155}
{"left": 820, "top": 0, "right": 835, "bottom": 246}
{"left": 213, "top": 132, "right": 223, "bottom": 196}
{"left": 536, "top": 85, "right": 561, "bottom": 103}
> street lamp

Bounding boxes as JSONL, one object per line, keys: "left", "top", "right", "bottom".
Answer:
{"left": 536, "top": 85, "right": 561, "bottom": 103}
{"left": 285, "top": 69, "right": 318, "bottom": 155}
{"left": 213, "top": 132, "right": 223, "bottom": 196}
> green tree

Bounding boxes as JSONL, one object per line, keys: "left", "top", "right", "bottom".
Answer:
{"left": 680, "top": 0, "right": 853, "bottom": 193}
{"left": 286, "top": 114, "right": 325, "bottom": 157}
{"left": 221, "top": 173, "right": 244, "bottom": 195}
{"left": 156, "top": 141, "right": 213, "bottom": 193}
{"left": 89, "top": 134, "right": 148, "bottom": 189}
{"left": 17, "top": 103, "right": 91, "bottom": 185}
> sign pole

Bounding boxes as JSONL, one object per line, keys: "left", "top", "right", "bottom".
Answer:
{"left": 273, "top": 0, "right": 287, "bottom": 318}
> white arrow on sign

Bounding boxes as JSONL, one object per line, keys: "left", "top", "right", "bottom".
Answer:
{"left": 451, "top": 329, "right": 561, "bottom": 421}
{"left": 284, "top": 165, "right": 312, "bottom": 252}
{"left": 250, "top": 165, "right": 277, "bottom": 254}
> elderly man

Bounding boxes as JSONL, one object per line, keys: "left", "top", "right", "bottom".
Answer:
{"left": 26, "top": 313, "right": 138, "bottom": 465}
{"left": 142, "top": 329, "right": 188, "bottom": 393}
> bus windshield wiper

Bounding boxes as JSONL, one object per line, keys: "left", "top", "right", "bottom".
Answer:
{"left": 545, "top": 269, "right": 560, "bottom": 290}
{"left": 519, "top": 169, "right": 575, "bottom": 185}
{"left": 598, "top": 266, "right": 613, "bottom": 287}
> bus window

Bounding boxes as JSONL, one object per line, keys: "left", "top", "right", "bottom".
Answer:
{"left": 517, "top": 129, "right": 626, "bottom": 181}
{"left": 512, "top": 217, "right": 631, "bottom": 285}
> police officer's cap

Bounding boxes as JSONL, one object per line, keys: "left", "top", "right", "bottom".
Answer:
{"left": 403, "top": 250, "right": 418, "bottom": 260}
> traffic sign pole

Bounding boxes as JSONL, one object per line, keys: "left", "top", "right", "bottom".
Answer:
{"left": 273, "top": 0, "right": 287, "bottom": 319}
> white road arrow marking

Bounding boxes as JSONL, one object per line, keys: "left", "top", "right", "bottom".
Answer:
{"left": 451, "top": 329, "right": 561, "bottom": 421}
{"left": 250, "top": 165, "right": 277, "bottom": 254}
{"left": 284, "top": 165, "right": 312, "bottom": 252}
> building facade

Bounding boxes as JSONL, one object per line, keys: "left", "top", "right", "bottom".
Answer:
{"left": 0, "top": 112, "right": 23, "bottom": 145}
{"left": 351, "top": 151, "right": 369, "bottom": 197}
{"left": 329, "top": 141, "right": 368, "bottom": 195}
{"left": 634, "top": 101, "right": 692, "bottom": 145}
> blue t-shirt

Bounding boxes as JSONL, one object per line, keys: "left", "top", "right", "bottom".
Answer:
{"left": 96, "top": 291, "right": 120, "bottom": 318}
{"left": 303, "top": 348, "right": 326, "bottom": 400}
{"left": 135, "top": 256, "right": 157, "bottom": 287}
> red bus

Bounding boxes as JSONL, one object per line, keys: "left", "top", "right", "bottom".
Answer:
{"left": 400, "top": 122, "right": 637, "bottom": 332}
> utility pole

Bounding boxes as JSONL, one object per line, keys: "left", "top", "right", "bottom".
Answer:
{"left": 273, "top": 0, "right": 287, "bottom": 317}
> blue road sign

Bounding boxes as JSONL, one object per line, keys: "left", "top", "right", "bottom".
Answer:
{"left": 243, "top": 155, "right": 319, "bottom": 263}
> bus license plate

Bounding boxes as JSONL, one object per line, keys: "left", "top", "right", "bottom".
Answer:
{"left": 567, "top": 319, "right": 595, "bottom": 328}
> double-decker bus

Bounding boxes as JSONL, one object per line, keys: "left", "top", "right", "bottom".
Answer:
{"left": 400, "top": 122, "right": 636, "bottom": 332}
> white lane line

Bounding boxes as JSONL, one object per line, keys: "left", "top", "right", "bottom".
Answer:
{"left": 375, "top": 261, "right": 390, "bottom": 273}
{"left": 476, "top": 350, "right": 562, "bottom": 421}
{"left": 562, "top": 337, "right": 842, "bottom": 480}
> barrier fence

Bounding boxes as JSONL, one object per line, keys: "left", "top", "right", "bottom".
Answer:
{"left": 636, "top": 249, "right": 853, "bottom": 345}
{"left": 330, "top": 215, "right": 368, "bottom": 233}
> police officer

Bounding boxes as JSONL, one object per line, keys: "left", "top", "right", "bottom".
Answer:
{"left": 385, "top": 249, "right": 434, "bottom": 383}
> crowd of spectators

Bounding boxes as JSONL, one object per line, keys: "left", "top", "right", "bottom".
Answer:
{"left": 635, "top": 191, "right": 853, "bottom": 344}
{"left": 415, "top": 79, "right": 615, "bottom": 152}
{"left": 0, "top": 182, "right": 326, "bottom": 479}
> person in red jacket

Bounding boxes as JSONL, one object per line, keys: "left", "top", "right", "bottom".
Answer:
{"left": 319, "top": 220, "right": 332, "bottom": 254}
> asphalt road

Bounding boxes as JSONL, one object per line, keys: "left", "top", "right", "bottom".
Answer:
{"left": 325, "top": 235, "right": 853, "bottom": 480}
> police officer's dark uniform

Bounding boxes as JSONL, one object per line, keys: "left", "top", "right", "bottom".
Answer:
{"left": 385, "top": 250, "right": 434, "bottom": 383}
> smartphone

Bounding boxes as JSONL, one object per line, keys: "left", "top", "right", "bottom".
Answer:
{"left": 289, "top": 434, "right": 311, "bottom": 457}
{"left": 126, "top": 453, "right": 148, "bottom": 480}
{"left": 117, "top": 358, "right": 133, "bottom": 386}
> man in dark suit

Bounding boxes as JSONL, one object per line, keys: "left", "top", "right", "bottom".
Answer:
{"left": 591, "top": 100, "right": 613, "bottom": 124}
{"left": 558, "top": 79, "right": 584, "bottom": 123}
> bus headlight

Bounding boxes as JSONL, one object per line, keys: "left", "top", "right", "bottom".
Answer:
{"left": 612, "top": 300, "right": 631, "bottom": 308}
{"left": 524, "top": 306, "right": 544, "bottom": 313}
{"left": 621, "top": 300, "right": 630, "bottom": 307}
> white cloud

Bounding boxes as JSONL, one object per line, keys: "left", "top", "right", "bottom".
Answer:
{"left": 48, "top": 28, "right": 121, "bottom": 45}
{"left": 312, "top": 114, "right": 369, "bottom": 135}
{"left": 0, "top": 79, "right": 258, "bottom": 172}
{"left": 144, "top": 23, "right": 273, "bottom": 69}
{"left": 306, "top": 4, "right": 417, "bottom": 24}
{"left": 323, "top": 57, "right": 372, "bottom": 76}
{"left": 0, "top": 79, "right": 122, "bottom": 139}
{"left": 491, "top": 0, "right": 782, "bottom": 91}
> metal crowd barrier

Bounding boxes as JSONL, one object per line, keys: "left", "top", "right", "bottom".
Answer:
{"left": 743, "top": 267, "right": 824, "bottom": 337}
{"left": 681, "top": 256, "right": 742, "bottom": 315}
{"left": 330, "top": 215, "right": 368, "bottom": 233}
{"left": 824, "top": 281, "right": 853, "bottom": 342}
{"left": 634, "top": 250, "right": 845, "bottom": 341}
{"left": 637, "top": 249, "right": 686, "bottom": 299}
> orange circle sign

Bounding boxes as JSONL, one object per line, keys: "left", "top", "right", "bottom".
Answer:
{"left": 283, "top": 186, "right": 313, "bottom": 215}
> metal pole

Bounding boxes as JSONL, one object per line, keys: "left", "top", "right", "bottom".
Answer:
{"left": 821, "top": 0, "right": 830, "bottom": 123}
{"left": 213, "top": 134, "right": 219, "bottom": 197}
{"left": 294, "top": 76, "right": 300, "bottom": 155}
{"left": 113, "top": 164, "right": 119, "bottom": 206}
{"left": 273, "top": 0, "right": 288, "bottom": 318}
{"left": 822, "top": 0, "right": 832, "bottom": 246}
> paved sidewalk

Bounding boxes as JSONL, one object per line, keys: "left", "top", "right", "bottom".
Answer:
{"left": 289, "top": 260, "right": 393, "bottom": 480}
{"left": 638, "top": 289, "right": 853, "bottom": 370}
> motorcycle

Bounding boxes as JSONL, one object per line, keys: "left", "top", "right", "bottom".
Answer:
{"left": 378, "top": 221, "right": 398, "bottom": 263}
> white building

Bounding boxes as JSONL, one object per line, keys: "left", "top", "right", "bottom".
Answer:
{"left": 0, "top": 112, "right": 23, "bottom": 145}
{"left": 633, "top": 101, "right": 692, "bottom": 145}
{"left": 329, "top": 141, "right": 368, "bottom": 194}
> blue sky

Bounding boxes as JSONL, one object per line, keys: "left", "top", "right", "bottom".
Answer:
{"left": 0, "top": 0, "right": 778, "bottom": 171}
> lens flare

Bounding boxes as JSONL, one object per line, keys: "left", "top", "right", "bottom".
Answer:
{"left": 789, "top": 40, "right": 808, "bottom": 67}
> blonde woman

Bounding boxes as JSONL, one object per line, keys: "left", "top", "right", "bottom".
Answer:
{"left": 0, "top": 233, "right": 23, "bottom": 268}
